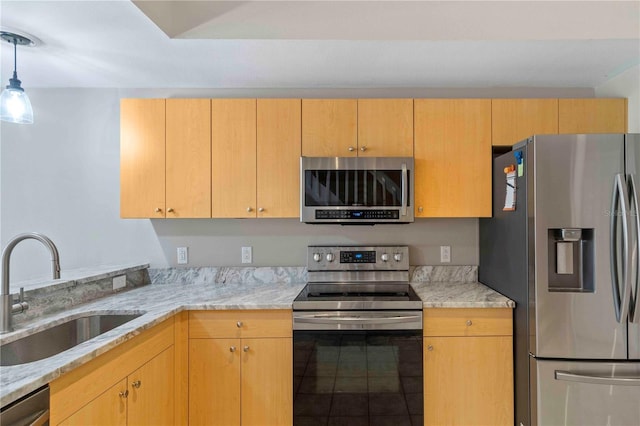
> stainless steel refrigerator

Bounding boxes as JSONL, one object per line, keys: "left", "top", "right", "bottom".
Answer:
{"left": 479, "top": 134, "right": 640, "bottom": 426}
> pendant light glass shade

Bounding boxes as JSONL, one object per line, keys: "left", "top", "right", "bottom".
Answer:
{"left": 0, "top": 31, "right": 34, "bottom": 124}
{"left": 0, "top": 75, "right": 33, "bottom": 124}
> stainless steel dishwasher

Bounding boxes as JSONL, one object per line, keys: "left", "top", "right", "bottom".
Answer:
{"left": 0, "top": 385, "right": 49, "bottom": 426}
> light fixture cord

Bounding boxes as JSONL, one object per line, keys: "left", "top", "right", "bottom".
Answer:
{"left": 12, "top": 38, "right": 18, "bottom": 79}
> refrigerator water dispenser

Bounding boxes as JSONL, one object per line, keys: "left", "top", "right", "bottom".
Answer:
{"left": 547, "top": 228, "right": 594, "bottom": 292}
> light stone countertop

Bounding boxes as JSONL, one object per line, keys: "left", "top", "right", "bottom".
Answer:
{"left": 0, "top": 277, "right": 512, "bottom": 407}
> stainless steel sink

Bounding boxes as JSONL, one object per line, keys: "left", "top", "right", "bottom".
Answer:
{"left": 0, "top": 313, "right": 144, "bottom": 366}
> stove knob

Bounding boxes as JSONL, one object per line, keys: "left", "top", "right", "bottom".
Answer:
{"left": 381, "top": 253, "right": 389, "bottom": 262}
{"left": 326, "top": 253, "right": 335, "bottom": 262}
{"left": 394, "top": 253, "right": 403, "bottom": 262}
{"left": 313, "top": 253, "right": 322, "bottom": 262}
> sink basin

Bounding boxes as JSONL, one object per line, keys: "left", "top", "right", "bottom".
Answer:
{"left": 0, "top": 313, "right": 144, "bottom": 366}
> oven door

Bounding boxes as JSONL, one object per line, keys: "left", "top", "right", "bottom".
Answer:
{"left": 293, "top": 311, "right": 423, "bottom": 425}
{"left": 300, "top": 157, "right": 414, "bottom": 223}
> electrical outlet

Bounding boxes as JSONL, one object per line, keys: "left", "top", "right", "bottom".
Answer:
{"left": 241, "top": 246, "right": 252, "bottom": 264}
{"left": 177, "top": 247, "right": 188, "bottom": 264}
{"left": 440, "top": 246, "right": 451, "bottom": 263}
{"left": 113, "top": 275, "right": 126, "bottom": 290}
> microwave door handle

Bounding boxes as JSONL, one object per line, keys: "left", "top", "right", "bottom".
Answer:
{"left": 628, "top": 173, "right": 640, "bottom": 323}
{"left": 401, "top": 163, "right": 408, "bottom": 216}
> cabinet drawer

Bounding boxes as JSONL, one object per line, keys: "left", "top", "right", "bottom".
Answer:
{"left": 189, "top": 310, "right": 292, "bottom": 338}
{"left": 424, "top": 308, "right": 512, "bottom": 337}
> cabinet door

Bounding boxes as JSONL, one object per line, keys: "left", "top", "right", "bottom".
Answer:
{"left": 189, "top": 339, "right": 241, "bottom": 426}
{"left": 211, "top": 99, "right": 257, "bottom": 218}
{"left": 257, "top": 99, "right": 301, "bottom": 218}
{"left": 165, "top": 99, "right": 211, "bottom": 218}
{"left": 559, "top": 98, "right": 627, "bottom": 134}
{"left": 301, "top": 99, "right": 357, "bottom": 157}
{"left": 357, "top": 99, "right": 413, "bottom": 157}
{"left": 424, "top": 336, "right": 513, "bottom": 426}
{"left": 414, "top": 99, "right": 491, "bottom": 217}
{"left": 120, "top": 99, "right": 165, "bottom": 218}
{"left": 492, "top": 99, "right": 558, "bottom": 146}
{"left": 241, "top": 338, "right": 293, "bottom": 426}
{"left": 128, "top": 346, "right": 175, "bottom": 426}
{"left": 58, "top": 379, "right": 127, "bottom": 426}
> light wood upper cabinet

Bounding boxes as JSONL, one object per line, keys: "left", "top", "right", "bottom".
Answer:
{"left": 257, "top": 99, "right": 301, "bottom": 218}
{"left": 559, "top": 98, "right": 627, "bottom": 134}
{"left": 166, "top": 99, "right": 211, "bottom": 218}
{"left": 302, "top": 99, "right": 357, "bottom": 157}
{"left": 414, "top": 99, "right": 492, "bottom": 217}
{"left": 211, "top": 99, "right": 257, "bottom": 218}
{"left": 358, "top": 98, "right": 414, "bottom": 157}
{"left": 120, "top": 99, "right": 166, "bottom": 218}
{"left": 492, "top": 98, "right": 558, "bottom": 146}
{"left": 423, "top": 308, "right": 513, "bottom": 426}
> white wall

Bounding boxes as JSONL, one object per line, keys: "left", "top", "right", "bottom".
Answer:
{"left": 596, "top": 64, "right": 640, "bottom": 132}
{"left": 2, "top": 87, "right": 597, "bottom": 282}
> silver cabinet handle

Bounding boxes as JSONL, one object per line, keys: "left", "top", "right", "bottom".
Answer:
{"left": 243, "top": 345, "right": 250, "bottom": 352}
{"left": 628, "top": 173, "right": 640, "bottom": 323}
{"left": 131, "top": 380, "right": 141, "bottom": 389}
{"left": 119, "top": 390, "right": 129, "bottom": 398}
{"left": 167, "top": 208, "right": 174, "bottom": 213}
{"left": 258, "top": 207, "right": 264, "bottom": 212}
{"left": 237, "top": 321, "right": 243, "bottom": 328}
{"left": 348, "top": 146, "right": 355, "bottom": 152}
{"left": 466, "top": 320, "right": 473, "bottom": 326}
{"left": 155, "top": 207, "right": 162, "bottom": 213}
{"left": 418, "top": 206, "right": 423, "bottom": 213}
{"left": 400, "top": 162, "right": 408, "bottom": 217}
{"left": 427, "top": 345, "right": 433, "bottom": 351}
{"left": 246, "top": 207, "right": 253, "bottom": 212}
{"left": 360, "top": 146, "right": 367, "bottom": 152}
{"left": 230, "top": 346, "right": 236, "bottom": 352}
{"left": 555, "top": 370, "right": 640, "bottom": 386}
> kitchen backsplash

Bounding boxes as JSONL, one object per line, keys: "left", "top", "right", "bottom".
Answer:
{"left": 149, "top": 265, "right": 477, "bottom": 285}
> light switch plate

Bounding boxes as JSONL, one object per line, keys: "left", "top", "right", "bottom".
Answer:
{"left": 242, "top": 246, "right": 252, "bottom": 264}
{"left": 177, "top": 247, "right": 188, "bottom": 264}
{"left": 113, "top": 275, "right": 126, "bottom": 290}
{"left": 440, "top": 246, "right": 451, "bottom": 263}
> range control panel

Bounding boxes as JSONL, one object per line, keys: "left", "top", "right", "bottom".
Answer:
{"left": 307, "top": 245, "right": 409, "bottom": 271}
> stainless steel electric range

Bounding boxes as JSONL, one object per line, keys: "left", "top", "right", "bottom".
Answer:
{"left": 293, "top": 246, "right": 423, "bottom": 425}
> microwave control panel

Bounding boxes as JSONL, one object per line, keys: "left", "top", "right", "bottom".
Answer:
{"left": 315, "top": 209, "right": 399, "bottom": 220}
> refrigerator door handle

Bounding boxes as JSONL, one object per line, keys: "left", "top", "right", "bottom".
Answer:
{"left": 611, "top": 174, "right": 632, "bottom": 323}
{"left": 555, "top": 370, "right": 640, "bottom": 386}
{"left": 629, "top": 173, "right": 640, "bottom": 323}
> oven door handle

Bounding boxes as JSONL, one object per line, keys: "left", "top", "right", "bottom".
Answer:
{"left": 401, "top": 162, "right": 408, "bottom": 217}
{"left": 295, "top": 314, "right": 422, "bottom": 325}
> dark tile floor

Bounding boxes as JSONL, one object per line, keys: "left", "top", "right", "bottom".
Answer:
{"left": 294, "top": 333, "right": 423, "bottom": 426}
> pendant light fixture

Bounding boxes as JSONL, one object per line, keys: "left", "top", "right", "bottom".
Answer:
{"left": 0, "top": 31, "right": 35, "bottom": 124}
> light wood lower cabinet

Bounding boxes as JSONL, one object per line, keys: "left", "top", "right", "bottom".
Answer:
{"left": 423, "top": 308, "right": 514, "bottom": 426}
{"left": 50, "top": 318, "right": 176, "bottom": 426}
{"left": 188, "top": 310, "right": 293, "bottom": 426}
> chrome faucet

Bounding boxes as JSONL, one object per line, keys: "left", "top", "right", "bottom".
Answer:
{"left": 1, "top": 233, "right": 60, "bottom": 333}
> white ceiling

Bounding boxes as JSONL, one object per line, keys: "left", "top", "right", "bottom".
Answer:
{"left": 0, "top": 0, "right": 638, "bottom": 89}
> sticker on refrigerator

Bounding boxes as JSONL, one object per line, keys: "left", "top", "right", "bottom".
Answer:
{"left": 514, "top": 150, "right": 524, "bottom": 177}
{"left": 503, "top": 164, "right": 516, "bottom": 211}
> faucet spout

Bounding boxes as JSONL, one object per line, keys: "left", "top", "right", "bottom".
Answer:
{"left": 1, "top": 232, "right": 61, "bottom": 333}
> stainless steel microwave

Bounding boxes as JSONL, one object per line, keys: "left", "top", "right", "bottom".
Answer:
{"left": 300, "top": 156, "right": 414, "bottom": 224}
